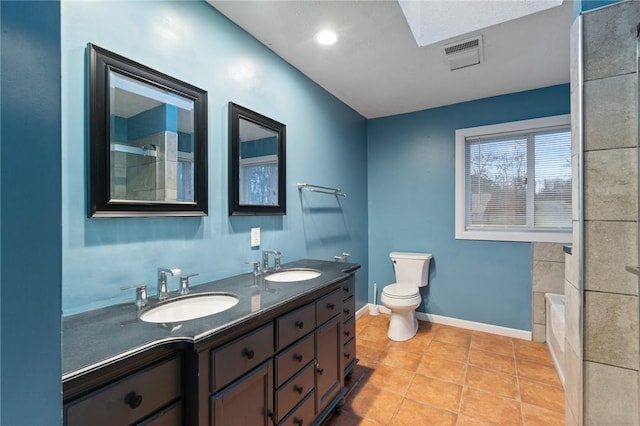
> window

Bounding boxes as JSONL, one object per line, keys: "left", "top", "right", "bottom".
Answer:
{"left": 455, "top": 115, "right": 571, "bottom": 243}
{"left": 239, "top": 155, "right": 278, "bottom": 206}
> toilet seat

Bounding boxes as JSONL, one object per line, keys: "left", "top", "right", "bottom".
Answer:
{"left": 382, "top": 283, "right": 419, "bottom": 299}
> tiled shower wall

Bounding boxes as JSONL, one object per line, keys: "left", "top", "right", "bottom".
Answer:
{"left": 575, "top": 2, "right": 640, "bottom": 424}
{"left": 532, "top": 243, "right": 566, "bottom": 342}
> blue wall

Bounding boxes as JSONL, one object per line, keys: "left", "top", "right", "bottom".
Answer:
{"left": 367, "top": 84, "right": 570, "bottom": 331}
{"left": 61, "top": 1, "right": 369, "bottom": 314}
{"left": 1, "top": 1, "right": 62, "bottom": 424}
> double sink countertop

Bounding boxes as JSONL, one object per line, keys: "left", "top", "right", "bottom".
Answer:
{"left": 63, "top": 259, "right": 360, "bottom": 383}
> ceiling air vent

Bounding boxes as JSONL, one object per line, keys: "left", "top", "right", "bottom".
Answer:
{"left": 442, "top": 36, "right": 483, "bottom": 71}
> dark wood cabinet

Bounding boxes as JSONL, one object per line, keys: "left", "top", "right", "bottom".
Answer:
{"left": 210, "top": 361, "right": 274, "bottom": 426}
{"left": 315, "top": 315, "right": 343, "bottom": 415}
{"left": 64, "top": 271, "right": 358, "bottom": 426}
{"left": 64, "top": 355, "right": 183, "bottom": 426}
{"left": 340, "top": 276, "right": 357, "bottom": 377}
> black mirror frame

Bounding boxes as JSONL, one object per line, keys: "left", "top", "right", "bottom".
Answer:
{"left": 228, "top": 102, "right": 286, "bottom": 216}
{"left": 87, "top": 43, "right": 208, "bottom": 217}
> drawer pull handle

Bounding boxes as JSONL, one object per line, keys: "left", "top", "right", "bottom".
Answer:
{"left": 295, "top": 320, "right": 305, "bottom": 329}
{"left": 344, "top": 331, "right": 350, "bottom": 337}
{"left": 266, "top": 409, "right": 275, "bottom": 420}
{"left": 317, "top": 366, "right": 324, "bottom": 375}
{"left": 343, "top": 308, "right": 350, "bottom": 314}
{"left": 242, "top": 348, "right": 255, "bottom": 360}
{"left": 293, "top": 353, "right": 304, "bottom": 362}
{"left": 326, "top": 303, "right": 335, "bottom": 310}
{"left": 293, "top": 384, "right": 304, "bottom": 394}
{"left": 294, "top": 418, "right": 304, "bottom": 426}
{"left": 124, "top": 392, "right": 143, "bottom": 409}
{"left": 343, "top": 287, "right": 349, "bottom": 292}
{"left": 344, "top": 352, "right": 351, "bottom": 359}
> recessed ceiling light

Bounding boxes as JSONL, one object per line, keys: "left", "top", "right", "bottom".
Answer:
{"left": 316, "top": 30, "right": 337, "bottom": 46}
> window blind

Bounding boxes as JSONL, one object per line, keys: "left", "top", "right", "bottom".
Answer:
{"left": 465, "top": 127, "right": 571, "bottom": 232}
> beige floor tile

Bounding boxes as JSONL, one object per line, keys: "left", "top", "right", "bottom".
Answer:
{"left": 426, "top": 340, "right": 469, "bottom": 363}
{"left": 327, "top": 316, "right": 565, "bottom": 426}
{"left": 433, "top": 325, "right": 472, "bottom": 348}
{"left": 391, "top": 398, "right": 457, "bottom": 426}
{"left": 357, "top": 338, "right": 386, "bottom": 360}
{"left": 387, "top": 331, "right": 433, "bottom": 353}
{"left": 343, "top": 382, "right": 403, "bottom": 425}
{"left": 325, "top": 410, "right": 381, "bottom": 426}
{"left": 516, "top": 359, "right": 562, "bottom": 388}
{"left": 359, "top": 323, "right": 390, "bottom": 342}
{"left": 470, "top": 333, "right": 514, "bottom": 357}
{"left": 521, "top": 402, "right": 565, "bottom": 426}
{"left": 456, "top": 414, "right": 500, "bottom": 425}
{"left": 519, "top": 378, "right": 565, "bottom": 414}
{"left": 465, "top": 365, "right": 519, "bottom": 400}
{"left": 379, "top": 348, "right": 423, "bottom": 372}
{"left": 356, "top": 355, "right": 380, "bottom": 370}
{"left": 366, "top": 363, "right": 415, "bottom": 395}
{"left": 468, "top": 347, "right": 516, "bottom": 376}
{"left": 368, "top": 314, "right": 390, "bottom": 328}
{"left": 513, "top": 340, "right": 554, "bottom": 366}
{"left": 460, "top": 388, "right": 523, "bottom": 426}
{"left": 405, "top": 373, "right": 462, "bottom": 412}
{"left": 416, "top": 356, "right": 466, "bottom": 385}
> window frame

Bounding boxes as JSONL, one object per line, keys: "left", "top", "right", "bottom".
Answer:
{"left": 455, "top": 114, "right": 572, "bottom": 243}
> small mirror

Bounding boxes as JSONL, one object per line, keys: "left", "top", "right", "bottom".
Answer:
{"left": 88, "top": 44, "right": 208, "bottom": 217}
{"left": 229, "top": 103, "right": 286, "bottom": 215}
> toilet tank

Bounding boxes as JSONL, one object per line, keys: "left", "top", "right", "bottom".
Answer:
{"left": 389, "top": 252, "right": 432, "bottom": 287}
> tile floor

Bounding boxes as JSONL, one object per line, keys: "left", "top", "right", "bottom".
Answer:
{"left": 325, "top": 313, "right": 565, "bottom": 426}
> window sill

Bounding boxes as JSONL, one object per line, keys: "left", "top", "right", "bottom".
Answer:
{"left": 455, "top": 229, "right": 572, "bottom": 243}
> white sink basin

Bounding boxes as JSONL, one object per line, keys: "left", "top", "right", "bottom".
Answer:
{"left": 265, "top": 269, "right": 321, "bottom": 283}
{"left": 140, "top": 293, "right": 239, "bottom": 323}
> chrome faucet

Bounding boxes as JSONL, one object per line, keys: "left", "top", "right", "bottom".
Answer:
{"left": 157, "top": 267, "right": 182, "bottom": 300}
{"left": 262, "top": 250, "right": 282, "bottom": 273}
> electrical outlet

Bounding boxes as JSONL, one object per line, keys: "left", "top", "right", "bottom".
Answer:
{"left": 250, "top": 227, "right": 260, "bottom": 247}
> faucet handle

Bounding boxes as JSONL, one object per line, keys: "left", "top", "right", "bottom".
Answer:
{"left": 121, "top": 284, "right": 148, "bottom": 307}
{"left": 334, "top": 252, "right": 351, "bottom": 262}
{"left": 179, "top": 273, "right": 198, "bottom": 296}
{"left": 246, "top": 261, "right": 261, "bottom": 276}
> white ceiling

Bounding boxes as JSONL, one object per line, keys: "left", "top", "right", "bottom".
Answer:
{"left": 208, "top": 0, "right": 574, "bottom": 119}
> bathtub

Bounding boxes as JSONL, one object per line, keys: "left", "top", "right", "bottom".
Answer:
{"left": 545, "top": 293, "right": 565, "bottom": 389}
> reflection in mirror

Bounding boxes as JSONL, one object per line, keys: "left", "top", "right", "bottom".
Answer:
{"left": 238, "top": 118, "right": 279, "bottom": 206}
{"left": 229, "top": 103, "right": 286, "bottom": 215}
{"left": 109, "top": 72, "right": 195, "bottom": 203}
{"left": 88, "top": 44, "right": 208, "bottom": 217}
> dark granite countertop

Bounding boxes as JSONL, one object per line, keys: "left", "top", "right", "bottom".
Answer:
{"left": 63, "top": 259, "right": 360, "bottom": 382}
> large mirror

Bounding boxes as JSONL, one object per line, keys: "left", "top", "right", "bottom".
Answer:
{"left": 229, "top": 103, "right": 286, "bottom": 215}
{"left": 88, "top": 43, "right": 208, "bottom": 217}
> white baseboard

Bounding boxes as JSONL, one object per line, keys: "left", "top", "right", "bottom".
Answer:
{"left": 366, "top": 304, "right": 532, "bottom": 341}
{"left": 355, "top": 304, "right": 370, "bottom": 319}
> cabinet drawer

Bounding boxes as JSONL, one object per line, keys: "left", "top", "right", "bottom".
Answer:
{"left": 275, "top": 333, "right": 314, "bottom": 387}
{"left": 342, "top": 317, "right": 355, "bottom": 345}
{"left": 138, "top": 401, "right": 182, "bottom": 426}
{"left": 65, "top": 356, "right": 181, "bottom": 426}
{"left": 276, "top": 302, "right": 315, "bottom": 351}
{"left": 275, "top": 362, "right": 314, "bottom": 422}
{"left": 340, "top": 276, "right": 355, "bottom": 299}
{"left": 316, "top": 288, "right": 342, "bottom": 326}
{"left": 211, "top": 323, "right": 274, "bottom": 392}
{"left": 343, "top": 337, "right": 356, "bottom": 369}
{"left": 342, "top": 296, "right": 355, "bottom": 322}
{"left": 278, "top": 390, "right": 315, "bottom": 426}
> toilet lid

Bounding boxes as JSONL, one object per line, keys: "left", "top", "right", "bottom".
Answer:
{"left": 382, "top": 283, "right": 419, "bottom": 299}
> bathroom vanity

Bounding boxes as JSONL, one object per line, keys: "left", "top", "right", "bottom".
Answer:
{"left": 62, "top": 260, "right": 359, "bottom": 426}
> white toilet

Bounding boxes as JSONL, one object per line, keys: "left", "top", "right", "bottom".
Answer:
{"left": 380, "top": 252, "right": 432, "bottom": 341}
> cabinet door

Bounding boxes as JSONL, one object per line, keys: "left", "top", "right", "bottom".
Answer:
{"left": 211, "top": 361, "right": 274, "bottom": 426}
{"left": 314, "top": 315, "right": 343, "bottom": 414}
